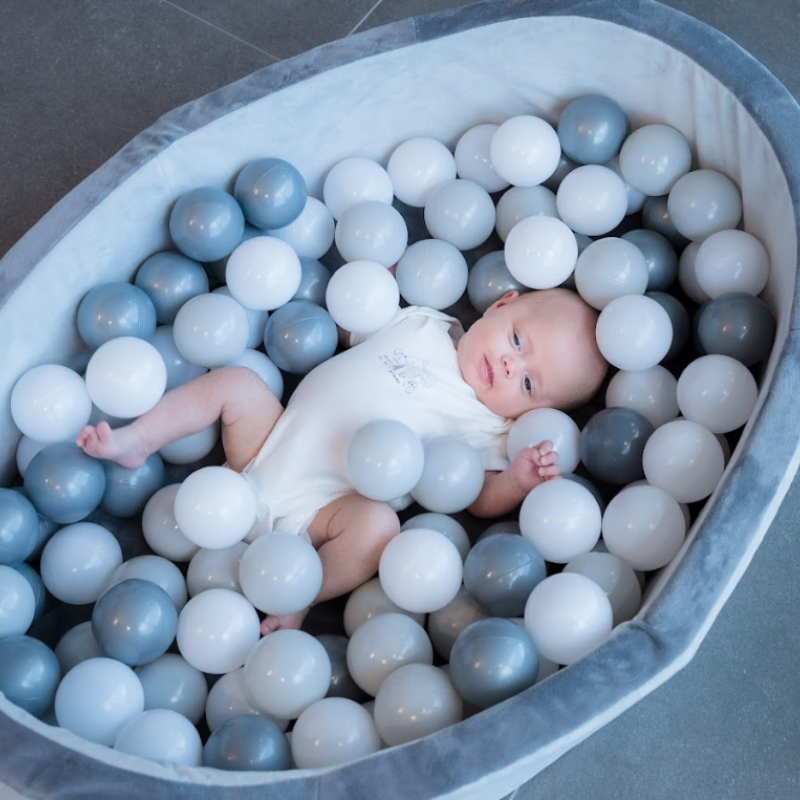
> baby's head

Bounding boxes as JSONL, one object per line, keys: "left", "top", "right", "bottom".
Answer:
{"left": 457, "top": 287, "right": 608, "bottom": 419}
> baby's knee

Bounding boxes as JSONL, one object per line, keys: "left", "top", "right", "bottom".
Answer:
{"left": 351, "top": 497, "right": 401, "bottom": 545}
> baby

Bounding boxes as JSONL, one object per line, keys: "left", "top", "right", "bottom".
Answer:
{"left": 77, "top": 287, "right": 607, "bottom": 634}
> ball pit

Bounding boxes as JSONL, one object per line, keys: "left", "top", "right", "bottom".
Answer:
{"left": 0, "top": 1, "right": 799, "bottom": 798}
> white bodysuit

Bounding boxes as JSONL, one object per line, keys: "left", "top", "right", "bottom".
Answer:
{"left": 242, "top": 306, "right": 512, "bottom": 536}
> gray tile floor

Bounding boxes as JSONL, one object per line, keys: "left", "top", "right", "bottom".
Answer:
{"left": 1, "top": 1, "right": 799, "bottom": 798}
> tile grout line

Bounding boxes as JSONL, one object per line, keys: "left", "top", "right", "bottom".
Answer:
{"left": 158, "top": 0, "right": 283, "bottom": 62}
{"left": 348, "top": 0, "right": 387, "bottom": 36}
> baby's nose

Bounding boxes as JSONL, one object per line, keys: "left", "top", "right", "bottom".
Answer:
{"left": 502, "top": 354, "right": 517, "bottom": 376}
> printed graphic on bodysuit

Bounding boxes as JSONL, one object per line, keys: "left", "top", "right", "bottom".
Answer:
{"left": 380, "top": 349, "right": 437, "bottom": 393}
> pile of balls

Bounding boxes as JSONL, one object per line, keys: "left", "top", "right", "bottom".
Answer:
{"left": 0, "top": 93, "right": 776, "bottom": 771}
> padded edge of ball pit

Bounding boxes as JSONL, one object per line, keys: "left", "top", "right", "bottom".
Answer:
{"left": 1, "top": 0, "right": 799, "bottom": 798}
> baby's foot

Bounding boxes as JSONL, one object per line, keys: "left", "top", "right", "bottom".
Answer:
{"left": 75, "top": 421, "right": 148, "bottom": 469}
{"left": 260, "top": 608, "right": 309, "bottom": 636}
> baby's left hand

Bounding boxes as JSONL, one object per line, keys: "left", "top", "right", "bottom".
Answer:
{"left": 507, "top": 440, "right": 561, "bottom": 495}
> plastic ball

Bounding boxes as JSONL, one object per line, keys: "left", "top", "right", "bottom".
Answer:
{"left": 463, "top": 533, "right": 547, "bottom": 616}
{"left": 618, "top": 123, "right": 692, "bottom": 195}
{"left": 342, "top": 577, "right": 425, "bottom": 636}
{"left": 579, "top": 407, "right": 654, "bottom": 485}
{"left": 225, "top": 348, "right": 284, "bottom": 400}
{"left": 149, "top": 325, "right": 208, "bottom": 390}
{"left": 694, "top": 229, "right": 770, "bottom": 298}
{"left": 108, "top": 557, "right": 186, "bottom": 616}
{"left": 677, "top": 354, "right": 758, "bottom": 433}
{"left": 210, "top": 287, "right": 269, "bottom": 350}
{"left": 667, "top": 169, "right": 743, "bottom": 241}
{"left": 234, "top": 157, "right": 307, "bottom": 230}
{"left": 346, "top": 611, "right": 433, "bottom": 697}
{"left": 604, "top": 156, "right": 646, "bottom": 215}
{"left": 646, "top": 290, "right": 690, "bottom": 361}
{"left": 172, "top": 293, "right": 250, "bottom": 368}
{"left": 695, "top": 292, "right": 776, "bottom": 366}
{"left": 85, "top": 337, "right": 167, "bottom": 418}
{"left": 176, "top": 588, "right": 260, "bottom": 674}
{"left": 345, "top": 419, "right": 425, "bottom": 502}
{"left": 263, "top": 299, "right": 338, "bottom": 374}
{"left": 323, "top": 156, "right": 394, "bottom": 220}
{"left": 410, "top": 436, "right": 484, "bottom": 514}
{"left": 0, "top": 635, "right": 60, "bottom": 718}
{"left": 114, "top": 708, "right": 203, "bottom": 766}
{"left": 77, "top": 281, "right": 158, "bottom": 350}
{"left": 621, "top": 229, "right": 678, "bottom": 292}
{"left": 0, "top": 489, "right": 39, "bottom": 565}
{"left": 99, "top": 454, "right": 166, "bottom": 518}
{"left": 169, "top": 187, "right": 245, "bottom": 262}
{"left": 489, "top": 115, "right": 561, "bottom": 187}
{"left": 504, "top": 215, "right": 578, "bottom": 289}
{"left": 454, "top": 123, "right": 510, "bottom": 193}
{"left": 239, "top": 533, "right": 322, "bottom": 615}
{"left": 642, "top": 195, "right": 691, "bottom": 249}
{"left": 159, "top": 422, "right": 220, "bottom": 466}
{"left": 134, "top": 653, "right": 208, "bottom": 725}
{"left": 423, "top": 178, "right": 496, "bottom": 251}
{"left": 12, "top": 562, "right": 47, "bottom": 623}
{"left": 449, "top": 618, "right": 539, "bottom": 709}
{"left": 495, "top": 185, "right": 559, "bottom": 242}
{"left": 524, "top": 572, "right": 612, "bottom": 665}
{"left": 316, "top": 634, "right": 366, "bottom": 702}
{"left": 325, "top": 259, "right": 400, "bottom": 334}
{"left": 467, "top": 251, "right": 526, "bottom": 314}
{"left": 557, "top": 94, "right": 629, "bottom": 165}
{"left": 292, "top": 697, "right": 382, "bottom": 768}
{"left": 602, "top": 484, "right": 686, "bottom": 571}
{"left": 293, "top": 257, "right": 331, "bottom": 306}
{"left": 396, "top": 239, "right": 468, "bottom": 309}
{"left": 556, "top": 165, "right": 628, "bottom": 236}
{"left": 142, "top": 484, "right": 200, "bottom": 562}
{"left": 186, "top": 542, "right": 247, "bottom": 597}
{"left": 387, "top": 137, "right": 457, "bottom": 208}
{"left": 267, "top": 194, "right": 336, "bottom": 262}
{"left": 134, "top": 250, "right": 209, "bottom": 324}
{"left": 225, "top": 236, "right": 302, "bottom": 311}
{"left": 0, "top": 566, "right": 36, "bottom": 637}
{"left": 574, "top": 237, "right": 649, "bottom": 310}
{"left": 10, "top": 365, "right": 92, "bottom": 445}
{"left": 173, "top": 466, "right": 256, "bottom": 549}
{"left": 400, "top": 512, "right": 470, "bottom": 562}
{"left": 642, "top": 418, "right": 725, "bottom": 503}
{"left": 605, "top": 366, "right": 680, "bottom": 429}
{"left": 203, "top": 714, "right": 291, "bottom": 771}
{"left": 54, "top": 621, "right": 104, "bottom": 674}
{"left": 335, "top": 200, "right": 408, "bottom": 267}
{"left": 244, "top": 630, "right": 331, "bottom": 719}
{"left": 204, "top": 667, "right": 288, "bottom": 733}
{"left": 16, "top": 437, "right": 48, "bottom": 478}
{"left": 519, "top": 479, "right": 602, "bottom": 563}
{"left": 378, "top": 528, "right": 464, "bottom": 613}
{"left": 564, "top": 551, "right": 642, "bottom": 626}
{"left": 373, "top": 663, "right": 462, "bottom": 746}
{"left": 595, "top": 294, "right": 673, "bottom": 371}
{"left": 543, "top": 152, "right": 578, "bottom": 191}
{"left": 55, "top": 657, "right": 144, "bottom": 745}
{"left": 426, "top": 587, "right": 488, "bottom": 661}
{"left": 677, "top": 240, "right": 708, "bottom": 303}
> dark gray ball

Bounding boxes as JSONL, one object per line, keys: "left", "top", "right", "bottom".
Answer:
{"left": 580, "top": 407, "right": 654, "bottom": 485}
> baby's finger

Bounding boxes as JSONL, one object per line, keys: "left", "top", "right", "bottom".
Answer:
{"left": 538, "top": 464, "right": 562, "bottom": 478}
{"left": 536, "top": 439, "right": 554, "bottom": 455}
{"left": 538, "top": 449, "right": 559, "bottom": 466}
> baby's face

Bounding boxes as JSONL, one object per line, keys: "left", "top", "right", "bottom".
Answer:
{"left": 457, "top": 291, "right": 592, "bottom": 418}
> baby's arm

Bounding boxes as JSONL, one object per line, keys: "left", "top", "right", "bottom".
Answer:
{"left": 467, "top": 441, "right": 560, "bottom": 518}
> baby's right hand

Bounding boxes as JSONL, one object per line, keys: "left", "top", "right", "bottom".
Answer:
{"left": 507, "top": 440, "right": 561, "bottom": 495}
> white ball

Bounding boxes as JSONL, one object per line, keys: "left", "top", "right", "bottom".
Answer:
{"left": 595, "top": 294, "right": 673, "bottom": 371}
{"left": 489, "top": 115, "right": 561, "bottom": 187}
{"left": 605, "top": 366, "right": 680, "bottom": 428}
{"left": 387, "top": 137, "right": 457, "bottom": 207}
{"left": 40, "top": 522, "right": 123, "bottom": 604}
{"left": 564, "top": 551, "right": 642, "bottom": 626}
{"left": 11, "top": 365, "right": 92, "bottom": 444}
{"left": 292, "top": 697, "right": 382, "bottom": 769}
{"left": 212, "top": 287, "right": 269, "bottom": 349}
{"left": 324, "top": 259, "right": 399, "bottom": 334}
{"left": 556, "top": 165, "right": 628, "bottom": 236}
{"left": 601, "top": 484, "right": 686, "bottom": 571}
{"left": 694, "top": 229, "right": 770, "bottom": 298}
{"left": 158, "top": 422, "right": 220, "bottom": 465}
{"left": 176, "top": 588, "right": 260, "bottom": 674}
{"left": 54, "top": 621, "right": 104, "bottom": 674}
{"left": 134, "top": 653, "right": 208, "bottom": 725}
{"left": 0, "top": 565, "right": 36, "bottom": 637}
{"left": 618, "top": 124, "right": 692, "bottom": 196}
{"left": 323, "top": 157, "right": 394, "bottom": 220}
{"left": 110, "top": 555, "right": 188, "bottom": 613}
{"left": 507, "top": 407, "right": 580, "bottom": 473}
{"left": 342, "top": 577, "right": 426, "bottom": 636}
{"left": 225, "top": 348, "right": 284, "bottom": 400}
{"left": 239, "top": 533, "right": 323, "bottom": 615}
{"left": 85, "top": 337, "right": 167, "bottom": 418}
{"left": 676, "top": 354, "right": 758, "bottom": 433}
{"left": 267, "top": 197, "right": 336, "bottom": 260}
{"left": 55, "top": 658, "right": 144, "bottom": 745}
{"left": 524, "top": 573, "right": 613, "bottom": 665}
{"left": 677, "top": 241, "right": 710, "bottom": 304}
{"left": 16, "top": 436, "right": 48, "bottom": 477}
{"left": 205, "top": 667, "right": 288, "bottom": 732}
{"left": 642, "top": 418, "right": 725, "bottom": 503}
{"left": 574, "top": 237, "right": 649, "bottom": 310}
{"left": 454, "top": 123, "right": 510, "bottom": 193}
{"left": 173, "top": 466, "right": 257, "bottom": 549}
{"left": 504, "top": 215, "right": 578, "bottom": 289}
{"left": 519, "top": 480, "right": 602, "bottom": 563}
{"left": 423, "top": 179, "right": 496, "bottom": 251}
{"left": 495, "top": 185, "right": 559, "bottom": 242}
{"left": 395, "top": 239, "right": 468, "bottom": 309}
{"left": 142, "top": 484, "right": 200, "bottom": 562}
{"left": 335, "top": 201, "right": 408, "bottom": 267}
{"left": 225, "top": 236, "right": 302, "bottom": 311}
{"left": 186, "top": 541, "right": 247, "bottom": 597}
{"left": 410, "top": 436, "right": 485, "bottom": 514}
{"left": 244, "top": 630, "right": 331, "bottom": 719}
{"left": 378, "top": 528, "right": 464, "bottom": 613}
{"left": 114, "top": 708, "right": 203, "bottom": 767}
{"left": 667, "top": 169, "right": 743, "bottom": 241}
{"left": 172, "top": 293, "right": 250, "bottom": 368}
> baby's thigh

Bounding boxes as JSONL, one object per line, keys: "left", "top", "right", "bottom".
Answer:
{"left": 307, "top": 494, "right": 400, "bottom": 549}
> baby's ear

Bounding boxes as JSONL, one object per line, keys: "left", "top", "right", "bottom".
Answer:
{"left": 487, "top": 290, "right": 520, "bottom": 312}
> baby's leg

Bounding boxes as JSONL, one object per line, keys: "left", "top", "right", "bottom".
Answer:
{"left": 76, "top": 366, "right": 283, "bottom": 473}
{"left": 260, "top": 495, "right": 400, "bottom": 634}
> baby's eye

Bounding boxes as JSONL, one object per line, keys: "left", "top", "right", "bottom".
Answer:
{"left": 513, "top": 332, "right": 521, "bottom": 349}
{"left": 524, "top": 376, "right": 532, "bottom": 394}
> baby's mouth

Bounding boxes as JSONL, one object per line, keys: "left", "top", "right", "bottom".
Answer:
{"left": 483, "top": 356, "right": 493, "bottom": 387}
